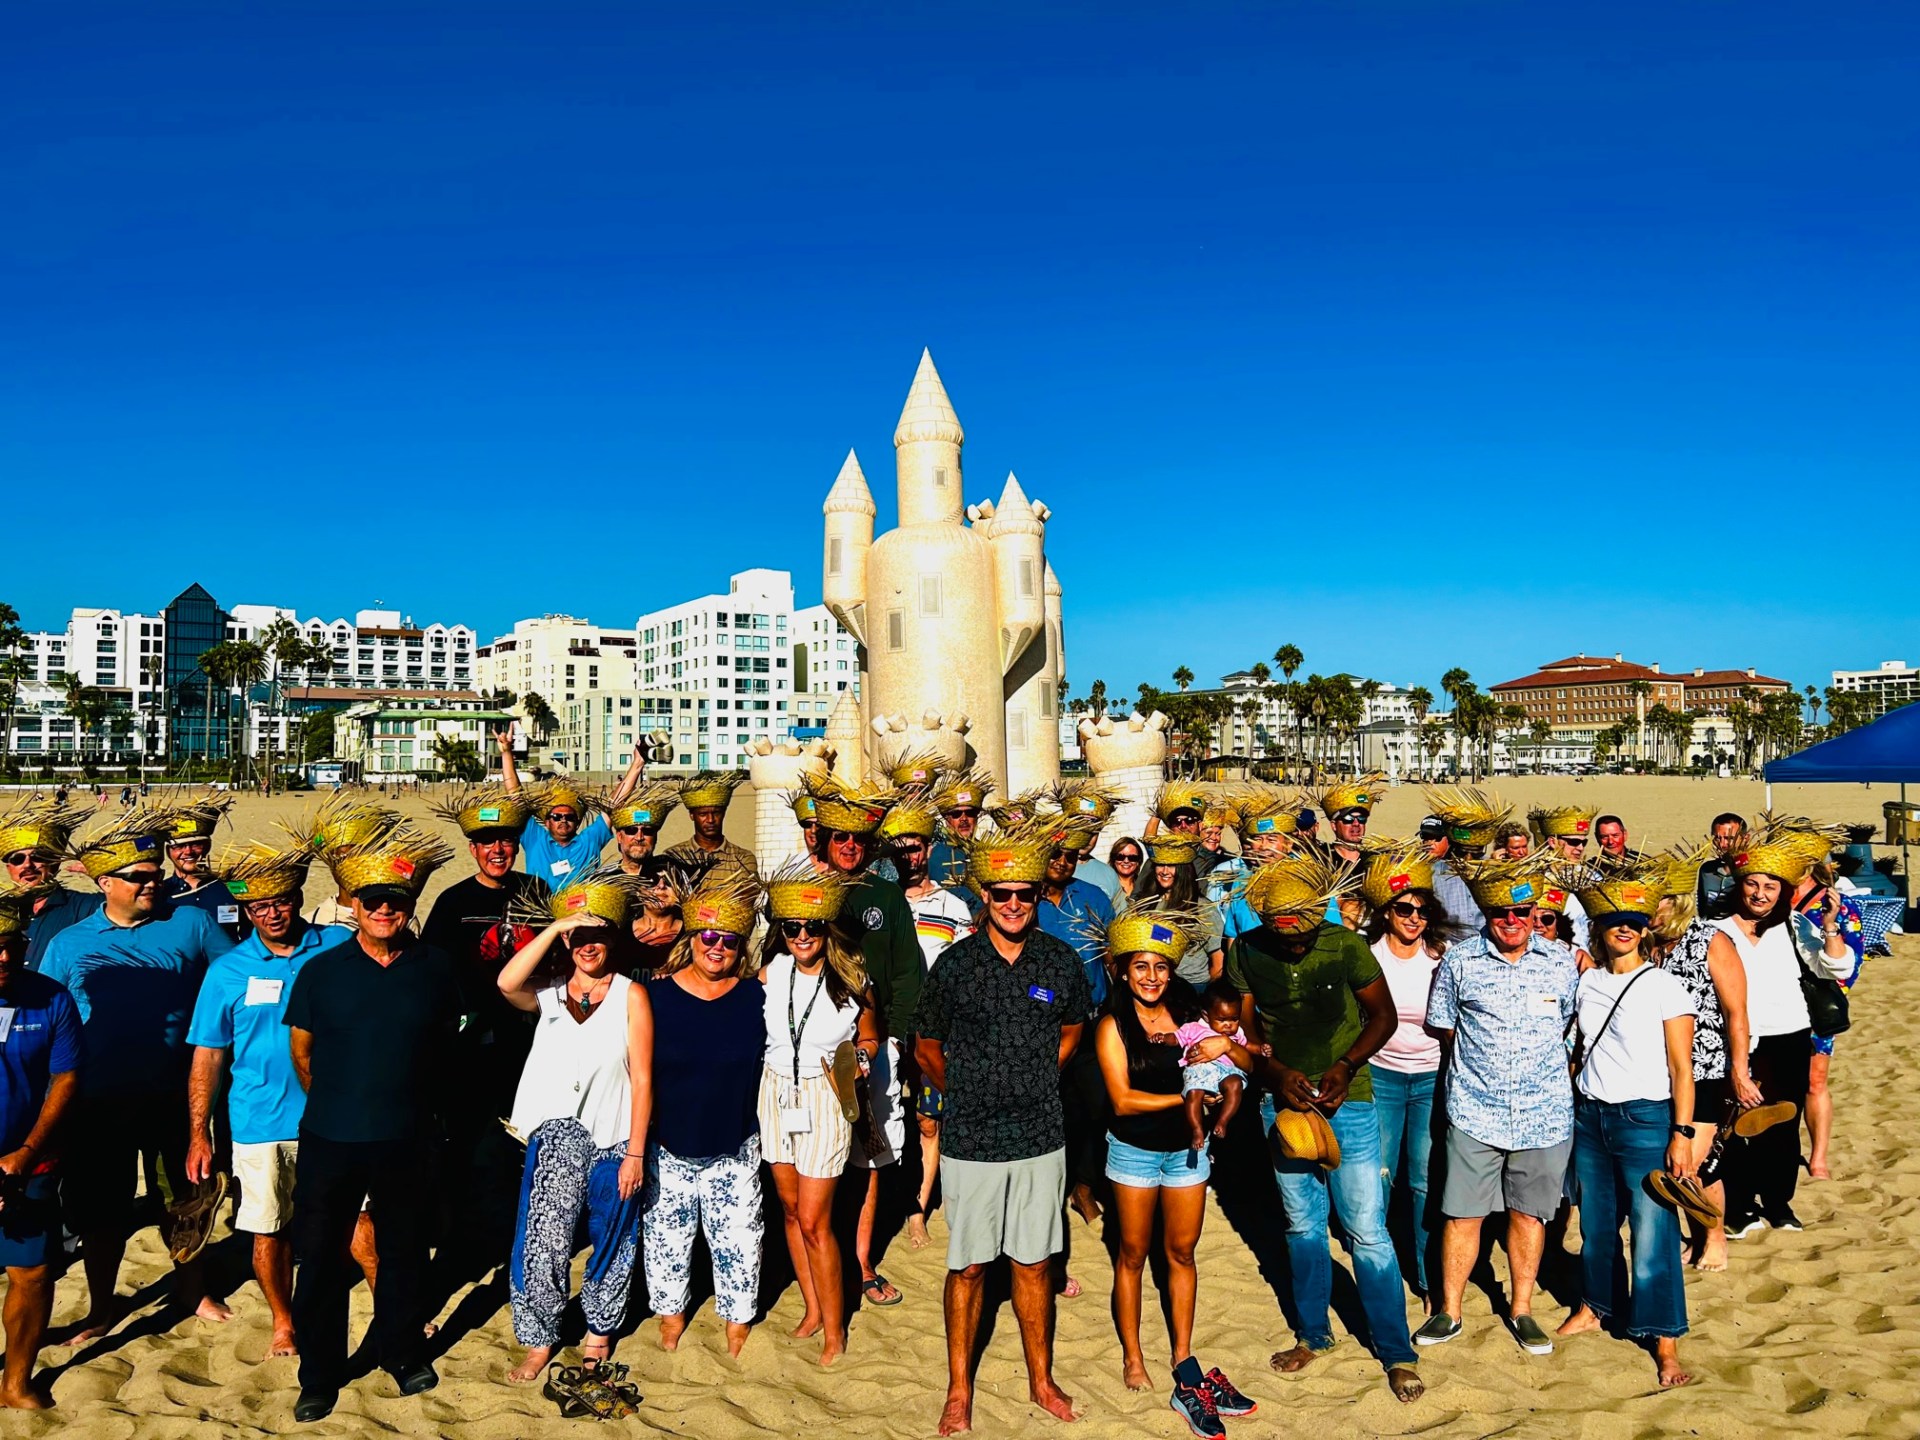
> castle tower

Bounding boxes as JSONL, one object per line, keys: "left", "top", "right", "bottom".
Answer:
{"left": 821, "top": 449, "right": 875, "bottom": 645}
{"left": 998, "top": 476, "right": 1060, "bottom": 797}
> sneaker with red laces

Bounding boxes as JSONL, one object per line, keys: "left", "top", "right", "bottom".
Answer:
{"left": 1203, "top": 1368, "right": 1256, "bottom": 1417}
{"left": 1170, "top": 1379, "right": 1226, "bottom": 1439}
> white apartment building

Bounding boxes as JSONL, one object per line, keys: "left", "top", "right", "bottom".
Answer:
{"left": 6, "top": 608, "right": 170, "bottom": 761}
{"left": 474, "top": 615, "right": 636, "bottom": 707}
{"left": 225, "top": 606, "right": 478, "bottom": 693}
{"left": 332, "top": 695, "right": 512, "bottom": 779}
{"left": 1830, "top": 660, "right": 1918, "bottom": 719}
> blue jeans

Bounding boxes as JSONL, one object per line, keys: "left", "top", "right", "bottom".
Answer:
{"left": 1571, "top": 1098, "right": 1687, "bottom": 1339}
{"left": 1260, "top": 1094, "right": 1416, "bottom": 1366}
{"left": 1368, "top": 1064, "right": 1437, "bottom": 1295}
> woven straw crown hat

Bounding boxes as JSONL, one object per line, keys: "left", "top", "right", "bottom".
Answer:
{"left": 1273, "top": 1107, "right": 1341, "bottom": 1168}
{"left": 1234, "top": 785, "right": 1303, "bottom": 839}
{"left": 326, "top": 827, "right": 453, "bottom": 900}
{"left": 215, "top": 843, "right": 312, "bottom": 903}
{"left": 1647, "top": 841, "right": 1712, "bottom": 901}
{"left": 167, "top": 794, "right": 234, "bottom": 843}
{"left": 610, "top": 781, "right": 680, "bottom": 832}
{"left": 431, "top": 783, "right": 532, "bottom": 838}
{"left": 1154, "top": 780, "right": 1210, "bottom": 823}
{"left": 1242, "top": 848, "right": 1356, "bottom": 931}
{"left": 1148, "top": 833, "right": 1202, "bottom": 867}
{"left": 964, "top": 818, "right": 1056, "bottom": 886}
{"left": 1529, "top": 805, "right": 1598, "bottom": 842}
{"left": 544, "top": 867, "right": 642, "bottom": 928}
{"left": 679, "top": 770, "right": 745, "bottom": 811}
{"left": 1359, "top": 842, "right": 1435, "bottom": 910}
{"left": 1455, "top": 855, "right": 1553, "bottom": 910}
{"left": 1730, "top": 815, "right": 1841, "bottom": 886}
{"left": 71, "top": 806, "right": 177, "bottom": 878}
{"left": 683, "top": 870, "right": 762, "bottom": 936}
{"left": 987, "top": 787, "right": 1052, "bottom": 829}
{"left": 1107, "top": 898, "right": 1199, "bottom": 963}
{"left": 0, "top": 797, "right": 86, "bottom": 859}
{"left": 528, "top": 779, "right": 598, "bottom": 822}
{"left": 933, "top": 768, "right": 993, "bottom": 813}
{"left": 1055, "top": 779, "right": 1122, "bottom": 826}
{"left": 801, "top": 773, "right": 894, "bottom": 836}
{"left": 0, "top": 883, "right": 45, "bottom": 941}
{"left": 1423, "top": 786, "right": 1514, "bottom": 848}
{"left": 878, "top": 791, "right": 939, "bottom": 842}
{"left": 1574, "top": 867, "right": 1667, "bottom": 921}
{"left": 297, "top": 793, "right": 401, "bottom": 858}
{"left": 791, "top": 792, "right": 819, "bottom": 822}
{"left": 886, "top": 752, "right": 947, "bottom": 788}
{"left": 1319, "top": 773, "right": 1386, "bottom": 818}
{"left": 765, "top": 859, "right": 852, "bottom": 922}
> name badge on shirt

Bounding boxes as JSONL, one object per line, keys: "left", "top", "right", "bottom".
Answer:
{"left": 1531, "top": 992, "right": 1560, "bottom": 1016}
{"left": 780, "top": 1102, "right": 813, "bottom": 1135}
{"left": 550, "top": 859, "right": 573, "bottom": 877}
{"left": 1028, "top": 985, "right": 1055, "bottom": 1005}
{"left": 0, "top": 1008, "right": 14, "bottom": 1043}
{"left": 244, "top": 977, "right": 285, "bottom": 1007}
{"left": 218, "top": 904, "right": 241, "bottom": 925}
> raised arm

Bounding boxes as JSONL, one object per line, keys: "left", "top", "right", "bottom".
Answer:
{"left": 497, "top": 915, "right": 592, "bottom": 1010}
{"left": 496, "top": 724, "right": 522, "bottom": 792}
{"left": 607, "top": 745, "right": 649, "bottom": 808}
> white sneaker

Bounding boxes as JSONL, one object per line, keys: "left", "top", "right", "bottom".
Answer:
{"left": 1726, "top": 1217, "right": 1769, "bottom": 1240}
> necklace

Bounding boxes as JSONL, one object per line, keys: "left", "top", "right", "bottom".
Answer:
{"left": 567, "top": 974, "right": 611, "bottom": 1020}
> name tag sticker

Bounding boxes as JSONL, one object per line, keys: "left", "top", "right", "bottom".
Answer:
{"left": 245, "top": 977, "right": 284, "bottom": 1007}
{"left": 1028, "top": 985, "right": 1055, "bottom": 1004}
{"left": 780, "top": 1105, "right": 813, "bottom": 1136}
{"left": 0, "top": 1008, "right": 14, "bottom": 1042}
{"left": 217, "top": 905, "right": 241, "bottom": 924}
{"left": 550, "top": 859, "right": 573, "bottom": 876}
{"left": 1531, "top": 992, "right": 1560, "bottom": 1016}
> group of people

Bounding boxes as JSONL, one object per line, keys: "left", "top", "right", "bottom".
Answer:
{"left": 0, "top": 753, "right": 1873, "bottom": 1436}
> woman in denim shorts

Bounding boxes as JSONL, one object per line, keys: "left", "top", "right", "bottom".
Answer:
{"left": 1094, "top": 903, "right": 1259, "bottom": 1438}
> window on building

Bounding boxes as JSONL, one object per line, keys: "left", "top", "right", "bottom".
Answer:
{"left": 919, "top": 576, "right": 942, "bottom": 617}
{"left": 827, "top": 538, "right": 842, "bottom": 576}
{"left": 887, "top": 610, "right": 905, "bottom": 651}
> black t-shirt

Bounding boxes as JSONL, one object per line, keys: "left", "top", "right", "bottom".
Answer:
{"left": 912, "top": 927, "right": 1092, "bottom": 1164}
{"left": 284, "top": 935, "right": 471, "bottom": 1142}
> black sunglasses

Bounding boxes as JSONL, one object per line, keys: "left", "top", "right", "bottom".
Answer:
{"left": 827, "top": 830, "right": 867, "bottom": 845}
{"left": 945, "top": 808, "right": 980, "bottom": 820}
{"left": 778, "top": 919, "right": 828, "bottom": 939}
{"left": 1486, "top": 905, "right": 1535, "bottom": 921}
{"left": 1387, "top": 900, "right": 1428, "bottom": 918}
{"left": 1114, "top": 853, "right": 1142, "bottom": 864}
{"left": 111, "top": 870, "right": 168, "bottom": 888}
{"left": 616, "top": 824, "right": 656, "bottom": 837}
{"left": 985, "top": 885, "right": 1038, "bottom": 905}
{"left": 2, "top": 851, "right": 37, "bottom": 867}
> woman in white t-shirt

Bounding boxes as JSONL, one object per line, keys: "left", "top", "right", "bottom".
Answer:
{"left": 755, "top": 865, "right": 877, "bottom": 1368}
{"left": 1556, "top": 876, "right": 1695, "bottom": 1388}
{"left": 1359, "top": 846, "right": 1444, "bottom": 1306}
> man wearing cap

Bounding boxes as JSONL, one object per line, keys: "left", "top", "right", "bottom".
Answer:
{"left": 1417, "top": 859, "right": 1578, "bottom": 1358}
{"left": 664, "top": 770, "right": 758, "bottom": 880}
{"left": 0, "top": 800, "right": 102, "bottom": 971}
{"left": 1695, "top": 813, "right": 1747, "bottom": 920}
{"left": 929, "top": 771, "right": 990, "bottom": 890}
{"left": 0, "top": 890, "right": 82, "bottom": 1410}
{"left": 40, "top": 810, "right": 237, "bottom": 1342}
{"left": 913, "top": 825, "right": 1091, "bottom": 1436}
{"left": 184, "top": 848, "right": 351, "bottom": 1357}
{"left": 1226, "top": 854, "right": 1422, "bottom": 1402}
{"left": 162, "top": 799, "right": 245, "bottom": 942}
{"left": 498, "top": 730, "right": 648, "bottom": 893}
{"left": 284, "top": 830, "right": 462, "bottom": 1421}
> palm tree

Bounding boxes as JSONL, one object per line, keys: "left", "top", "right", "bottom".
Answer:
{"left": 1439, "top": 668, "right": 1472, "bottom": 778}
{"left": 196, "top": 642, "right": 235, "bottom": 771}
{"left": 256, "top": 618, "right": 302, "bottom": 792}
{"left": 1419, "top": 719, "right": 1448, "bottom": 780}
{"left": 0, "top": 602, "right": 24, "bottom": 773}
{"left": 1804, "top": 684, "right": 1821, "bottom": 728}
{"left": 1407, "top": 685, "right": 1433, "bottom": 724}
{"left": 1172, "top": 665, "right": 1194, "bottom": 692}
{"left": 429, "top": 733, "right": 486, "bottom": 781}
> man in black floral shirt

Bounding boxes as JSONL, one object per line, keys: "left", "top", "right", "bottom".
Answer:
{"left": 915, "top": 827, "right": 1091, "bottom": 1436}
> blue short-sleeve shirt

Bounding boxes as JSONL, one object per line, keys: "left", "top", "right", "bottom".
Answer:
{"left": 1038, "top": 878, "right": 1114, "bottom": 1010}
{"left": 518, "top": 815, "right": 612, "bottom": 893}
{"left": 187, "top": 922, "right": 351, "bottom": 1144}
{"left": 0, "top": 972, "right": 84, "bottom": 1160}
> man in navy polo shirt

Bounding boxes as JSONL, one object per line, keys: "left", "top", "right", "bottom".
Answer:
{"left": 0, "top": 799, "right": 101, "bottom": 972}
{"left": 160, "top": 799, "right": 245, "bottom": 942}
{"left": 0, "top": 893, "right": 82, "bottom": 1410}
{"left": 186, "top": 847, "right": 350, "bottom": 1358}
{"left": 496, "top": 727, "right": 647, "bottom": 893}
{"left": 40, "top": 811, "right": 235, "bottom": 1342}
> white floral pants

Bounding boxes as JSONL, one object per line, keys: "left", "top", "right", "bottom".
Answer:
{"left": 641, "top": 1135, "right": 764, "bottom": 1324}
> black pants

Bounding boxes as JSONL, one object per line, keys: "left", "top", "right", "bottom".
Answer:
{"left": 1060, "top": 1044, "right": 1110, "bottom": 1193}
{"left": 1723, "top": 1028, "right": 1811, "bottom": 1222}
{"left": 292, "top": 1133, "right": 435, "bottom": 1393}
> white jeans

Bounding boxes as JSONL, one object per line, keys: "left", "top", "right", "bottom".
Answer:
{"left": 641, "top": 1135, "right": 764, "bottom": 1324}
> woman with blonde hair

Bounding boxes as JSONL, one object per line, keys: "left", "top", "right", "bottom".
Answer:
{"left": 754, "top": 862, "right": 878, "bottom": 1366}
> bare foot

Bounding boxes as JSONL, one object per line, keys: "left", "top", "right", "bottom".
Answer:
{"left": 790, "top": 1314, "right": 823, "bottom": 1340}
{"left": 938, "top": 1390, "right": 973, "bottom": 1435}
{"left": 1060, "top": 1275, "right": 1083, "bottom": 1300}
{"left": 1808, "top": 1161, "right": 1832, "bottom": 1180}
{"left": 507, "top": 1345, "right": 553, "bottom": 1384}
{"left": 1121, "top": 1358, "right": 1151, "bottom": 1391}
{"left": 819, "top": 1330, "right": 846, "bottom": 1366}
{"left": 267, "top": 1327, "right": 299, "bottom": 1358}
{"left": 908, "top": 1213, "right": 931, "bottom": 1250}
{"left": 1029, "top": 1380, "right": 1081, "bottom": 1423}
{"left": 1388, "top": 1366, "right": 1424, "bottom": 1402}
{"left": 195, "top": 1297, "right": 234, "bottom": 1324}
{"left": 1655, "top": 1338, "right": 1692, "bottom": 1387}
{"left": 1555, "top": 1306, "right": 1603, "bottom": 1338}
{"left": 1692, "top": 1238, "right": 1729, "bottom": 1272}
{"left": 1270, "top": 1344, "right": 1324, "bottom": 1373}
{"left": 724, "top": 1321, "right": 751, "bottom": 1357}
{"left": 658, "top": 1313, "right": 688, "bottom": 1352}
{"left": 422, "top": 1321, "right": 439, "bottom": 1339}
{"left": 0, "top": 1383, "right": 53, "bottom": 1411}
{"left": 57, "top": 1306, "right": 126, "bottom": 1346}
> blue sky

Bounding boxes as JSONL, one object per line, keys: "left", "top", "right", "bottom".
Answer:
{"left": 5, "top": 2, "right": 1916, "bottom": 702}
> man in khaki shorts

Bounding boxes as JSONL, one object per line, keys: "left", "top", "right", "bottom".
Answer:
{"left": 186, "top": 846, "right": 352, "bottom": 1356}
{"left": 914, "top": 824, "right": 1092, "bottom": 1436}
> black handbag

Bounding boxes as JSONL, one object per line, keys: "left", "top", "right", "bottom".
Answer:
{"left": 1791, "top": 913, "right": 1851, "bottom": 1040}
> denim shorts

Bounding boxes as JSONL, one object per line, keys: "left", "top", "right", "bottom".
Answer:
{"left": 1105, "top": 1134, "right": 1210, "bottom": 1189}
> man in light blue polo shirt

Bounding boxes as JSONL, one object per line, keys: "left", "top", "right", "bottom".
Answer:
{"left": 39, "top": 812, "right": 235, "bottom": 1342}
{"left": 495, "top": 727, "right": 647, "bottom": 892}
{"left": 186, "top": 847, "right": 349, "bottom": 1357}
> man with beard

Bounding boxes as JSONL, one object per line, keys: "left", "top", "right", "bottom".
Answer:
{"left": 664, "top": 771, "right": 757, "bottom": 880}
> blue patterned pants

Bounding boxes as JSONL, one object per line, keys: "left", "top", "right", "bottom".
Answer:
{"left": 509, "top": 1119, "right": 641, "bottom": 1347}
{"left": 642, "top": 1136, "right": 764, "bottom": 1324}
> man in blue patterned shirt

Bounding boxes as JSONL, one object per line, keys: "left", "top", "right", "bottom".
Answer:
{"left": 1416, "top": 862, "right": 1578, "bottom": 1357}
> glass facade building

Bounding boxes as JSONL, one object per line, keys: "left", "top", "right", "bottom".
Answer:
{"left": 164, "top": 583, "right": 229, "bottom": 762}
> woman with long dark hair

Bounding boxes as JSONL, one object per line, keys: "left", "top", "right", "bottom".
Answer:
{"left": 1134, "top": 835, "right": 1224, "bottom": 986}
{"left": 1093, "top": 903, "right": 1258, "bottom": 1436}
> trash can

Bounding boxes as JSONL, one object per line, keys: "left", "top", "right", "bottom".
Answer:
{"left": 1883, "top": 801, "right": 1920, "bottom": 845}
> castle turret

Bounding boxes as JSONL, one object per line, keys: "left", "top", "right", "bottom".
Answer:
{"left": 1003, "top": 550, "right": 1063, "bottom": 797}
{"left": 988, "top": 472, "right": 1046, "bottom": 674}
{"left": 893, "top": 349, "right": 965, "bottom": 529}
{"left": 822, "top": 448, "right": 875, "bottom": 647}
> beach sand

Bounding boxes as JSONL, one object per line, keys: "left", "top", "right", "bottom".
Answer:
{"left": 8, "top": 777, "right": 1916, "bottom": 1438}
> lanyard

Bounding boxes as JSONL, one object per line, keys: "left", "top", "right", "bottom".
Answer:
{"left": 787, "top": 963, "right": 827, "bottom": 1090}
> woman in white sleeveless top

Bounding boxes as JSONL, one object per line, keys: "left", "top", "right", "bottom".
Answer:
{"left": 497, "top": 881, "right": 654, "bottom": 1385}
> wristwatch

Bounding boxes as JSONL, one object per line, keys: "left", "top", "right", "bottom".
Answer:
{"left": 1670, "top": 1124, "right": 1696, "bottom": 1138}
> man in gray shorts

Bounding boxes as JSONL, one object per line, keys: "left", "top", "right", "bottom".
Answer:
{"left": 1417, "top": 859, "right": 1579, "bottom": 1357}
{"left": 914, "top": 829, "right": 1092, "bottom": 1437}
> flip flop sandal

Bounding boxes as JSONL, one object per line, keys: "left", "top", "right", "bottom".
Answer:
{"left": 165, "top": 1173, "right": 228, "bottom": 1264}
{"left": 861, "top": 1274, "right": 903, "bottom": 1307}
{"left": 1647, "top": 1171, "right": 1721, "bottom": 1228}
{"left": 1733, "top": 1101, "right": 1798, "bottom": 1138}
{"left": 829, "top": 1041, "right": 862, "bottom": 1125}
{"left": 544, "top": 1363, "right": 640, "bottom": 1420}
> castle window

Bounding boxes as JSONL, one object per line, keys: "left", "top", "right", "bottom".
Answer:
{"left": 934, "top": 468, "right": 947, "bottom": 488}
{"left": 919, "top": 576, "right": 942, "bottom": 617}
{"left": 887, "top": 610, "right": 905, "bottom": 651}
{"left": 828, "top": 538, "right": 843, "bottom": 576}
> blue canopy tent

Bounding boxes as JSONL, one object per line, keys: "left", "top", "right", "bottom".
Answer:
{"left": 1766, "top": 702, "right": 1920, "bottom": 935}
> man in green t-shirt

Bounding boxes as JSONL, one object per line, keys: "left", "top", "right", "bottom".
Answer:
{"left": 1225, "top": 855, "right": 1422, "bottom": 1403}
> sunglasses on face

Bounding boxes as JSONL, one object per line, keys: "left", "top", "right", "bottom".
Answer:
{"left": 1487, "top": 905, "right": 1535, "bottom": 921}
{"left": 1114, "top": 854, "right": 1141, "bottom": 865}
{"left": 696, "top": 929, "right": 743, "bottom": 950}
{"left": 548, "top": 812, "right": 578, "bottom": 824}
{"left": 827, "top": 830, "right": 866, "bottom": 846}
{"left": 616, "top": 824, "right": 656, "bottom": 837}
{"left": 112, "top": 871, "right": 167, "bottom": 889}
{"left": 985, "top": 885, "right": 1038, "bottom": 906}
{"left": 3, "top": 852, "right": 39, "bottom": 868}
{"left": 778, "top": 919, "right": 828, "bottom": 939}
{"left": 1605, "top": 915, "right": 1651, "bottom": 932}
{"left": 1532, "top": 911, "right": 1559, "bottom": 927}
{"left": 1387, "top": 901, "right": 1428, "bottom": 919}
{"left": 945, "top": 808, "right": 980, "bottom": 820}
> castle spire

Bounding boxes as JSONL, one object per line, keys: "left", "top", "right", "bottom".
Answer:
{"left": 893, "top": 348, "right": 964, "bottom": 449}
{"left": 823, "top": 448, "right": 876, "bottom": 515}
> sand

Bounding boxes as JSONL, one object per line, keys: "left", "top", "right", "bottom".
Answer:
{"left": 7, "top": 777, "right": 1916, "bottom": 1439}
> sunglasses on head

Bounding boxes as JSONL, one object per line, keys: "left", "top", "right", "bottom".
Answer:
{"left": 778, "top": 919, "right": 828, "bottom": 939}
{"left": 696, "top": 929, "right": 743, "bottom": 950}
{"left": 985, "top": 885, "right": 1038, "bottom": 906}
{"left": 1486, "top": 905, "right": 1535, "bottom": 921}
{"left": 1387, "top": 900, "right": 1428, "bottom": 918}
